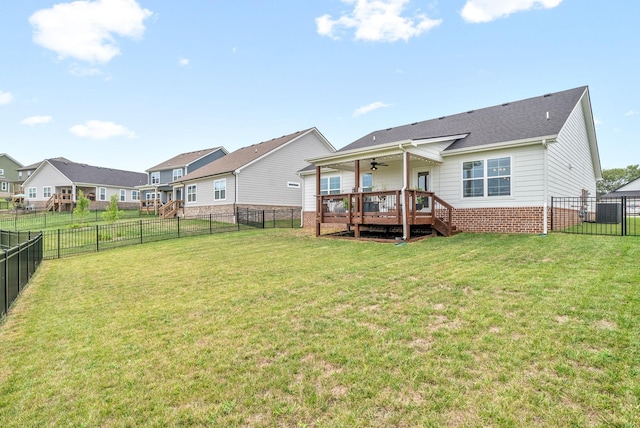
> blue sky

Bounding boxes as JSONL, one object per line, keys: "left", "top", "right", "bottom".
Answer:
{"left": 1, "top": 0, "right": 638, "bottom": 172}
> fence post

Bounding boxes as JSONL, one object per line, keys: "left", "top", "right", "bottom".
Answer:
{"left": 2, "top": 249, "right": 7, "bottom": 317}
{"left": 621, "top": 196, "right": 627, "bottom": 236}
{"left": 550, "top": 197, "right": 554, "bottom": 231}
{"left": 96, "top": 225, "right": 99, "bottom": 253}
{"left": 57, "top": 229, "right": 61, "bottom": 259}
{"left": 209, "top": 214, "right": 212, "bottom": 234}
{"left": 140, "top": 220, "right": 143, "bottom": 244}
{"left": 262, "top": 210, "right": 265, "bottom": 229}
{"left": 177, "top": 216, "right": 180, "bottom": 238}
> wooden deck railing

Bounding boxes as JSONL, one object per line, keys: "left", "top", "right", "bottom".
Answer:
{"left": 317, "top": 190, "right": 455, "bottom": 236}
{"left": 159, "top": 199, "right": 183, "bottom": 218}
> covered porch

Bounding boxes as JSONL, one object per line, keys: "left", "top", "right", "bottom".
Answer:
{"left": 312, "top": 147, "right": 458, "bottom": 241}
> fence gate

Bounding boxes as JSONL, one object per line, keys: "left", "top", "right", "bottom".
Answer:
{"left": 551, "top": 196, "right": 639, "bottom": 236}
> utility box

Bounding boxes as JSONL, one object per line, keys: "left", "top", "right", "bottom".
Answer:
{"left": 596, "top": 203, "right": 621, "bottom": 224}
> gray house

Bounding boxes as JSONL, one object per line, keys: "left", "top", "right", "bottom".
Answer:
{"left": 303, "top": 86, "right": 601, "bottom": 239}
{"left": 140, "top": 147, "right": 227, "bottom": 206}
{"left": 21, "top": 158, "right": 147, "bottom": 211}
{"left": 173, "top": 128, "right": 335, "bottom": 217}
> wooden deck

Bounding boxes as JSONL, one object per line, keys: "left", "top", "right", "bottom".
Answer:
{"left": 317, "top": 190, "right": 455, "bottom": 240}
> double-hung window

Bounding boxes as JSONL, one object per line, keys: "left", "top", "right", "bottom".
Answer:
{"left": 99, "top": 187, "right": 107, "bottom": 201}
{"left": 361, "top": 173, "right": 373, "bottom": 192}
{"left": 150, "top": 172, "right": 160, "bottom": 184}
{"left": 43, "top": 186, "right": 52, "bottom": 198}
{"left": 187, "top": 184, "right": 196, "bottom": 202}
{"left": 119, "top": 189, "right": 126, "bottom": 202}
{"left": 320, "top": 176, "right": 341, "bottom": 195}
{"left": 173, "top": 169, "right": 183, "bottom": 181}
{"left": 462, "top": 157, "right": 511, "bottom": 197}
{"left": 1, "top": 182, "right": 7, "bottom": 192}
{"left": 132, "top": 190, "right": 140, "bottom": 201}
{"left": 214, "top": 179, "right": 226, "bottom": 201}
{"left": 28, "top": 187, "right": 37, "bottom": 198}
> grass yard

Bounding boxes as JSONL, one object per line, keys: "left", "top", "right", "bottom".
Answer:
{"left": 0, "top": 230, "right": 638, "bottom": 426}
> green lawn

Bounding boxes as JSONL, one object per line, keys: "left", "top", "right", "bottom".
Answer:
{"left": 1, "top": 230, "right": 638, "bottom": 426}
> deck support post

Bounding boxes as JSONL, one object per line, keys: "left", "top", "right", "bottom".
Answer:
{"left": 354, "top": 160, "right": 360, "bottom": 238}
{"left": 315, "top": 166, "right": 321, "bottom": 237}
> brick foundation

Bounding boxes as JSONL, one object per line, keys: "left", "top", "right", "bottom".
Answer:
{"left": 304, "top": 206, "right": 552, "bottom": 235}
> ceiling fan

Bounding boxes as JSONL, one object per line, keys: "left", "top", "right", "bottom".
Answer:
{"left": 370, "top": 159, "right": 388, "bottom": 170}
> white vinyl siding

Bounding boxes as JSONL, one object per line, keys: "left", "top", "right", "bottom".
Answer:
{"left": 547, "top": 99, "right": 598, "bottom": 198}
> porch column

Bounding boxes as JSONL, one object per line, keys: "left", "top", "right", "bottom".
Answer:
{"left": 354, "top": 160, "right": 360, "bottom": 239}
{"left": 403, "top": 151, "right": 410, "bottom": 240}
{"left": 315, "top": 166, "right": 321, "bottom": 237}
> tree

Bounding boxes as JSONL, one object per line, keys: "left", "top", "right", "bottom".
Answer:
{"left": 101, "top": 194, "right": 123, "bottom": 222}
{"left": 597, "top": 164, "right": 640, "bottom": 195}
{"left": 73, "top": 190, "right": 90, "bottom": 223}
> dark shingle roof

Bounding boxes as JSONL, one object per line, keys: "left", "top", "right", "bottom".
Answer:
{"left": 340, "top": 86, "right": 587, "bottom": 152}
{"left": 48, "top": 159, "right": 147, "bottom": 188}
{"left": 177, "top": 129, "right": 312, "bottom": 182}
{"left": 146, "top": 147, "right": 226, "bottom": 172}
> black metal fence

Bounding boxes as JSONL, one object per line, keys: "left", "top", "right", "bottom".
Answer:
{"left": 1, "top": 231, "right": 43, "bottom": 319}
{"left": 551, "top": 196, "right": 640, "bottom": 236}
{"left": 0, "top": 209, "right": 142, "bottom": 232}
{"left": 27, "top": 209, "right": 299, "bottom": 260}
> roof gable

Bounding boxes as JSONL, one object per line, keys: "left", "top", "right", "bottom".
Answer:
{"left": 340, "top": 86, "right": 588, "bottom": 153}
{"left": 146, "top": 147, "right": 227, "bottom": 172}
{"left": 177, "top": 128, "right": 315, "bottom": 182}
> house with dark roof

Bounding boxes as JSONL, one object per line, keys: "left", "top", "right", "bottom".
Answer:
{"left": 302, "top": 86, "right": 601, "bottom": 240}
{"left": 173, "top": 128, "right": 335, "bottom": 217}
{"left": 21, "top": 158, "right": 147, "bottom": 211}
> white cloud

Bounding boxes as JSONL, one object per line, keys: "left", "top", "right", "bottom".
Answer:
{"left": 625, "top": 110, "right": 639, "bottom": 116}
{"left": 0, "top": 91, "right": 14, "bottom": 105}
{"left": 461, "top": 0, "right": 562, "bottom": 23}
{"left": 70, "top": 120, "right": 136, "bottom": 139}
{"left": 178, "top": 57, "right": 189, "bottom": 66}
{"left": 594, "top": 117, "right": 603, "bottom": 126}
{"left": 29, "top": 0, "right": 153, "bottom": 64}
{"left": 316, "top": 0, "right": 442, "bottom": 42}
{"left": 21, "top": 115, "right": 53, "bottom": 125}
{"left": 353, "top": 101, "right": 391, "bottom": 117}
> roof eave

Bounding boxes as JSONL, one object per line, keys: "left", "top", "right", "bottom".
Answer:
{"left": 440, "top": 135, "right": 558, "bottom": 157}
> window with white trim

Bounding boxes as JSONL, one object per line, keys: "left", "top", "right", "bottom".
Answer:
{"left": 132, "top": 190, "right": 140, "bottom": 201}
{"left": 187, "top": 184, "right": 196, "bottom": 202}
{"left": 1, "top": 182, "right": 7, "bottom": 191}
{"left": 214, "top": 179, "right": 226, "bottom": 201}
{"left": 99, "top": 187, "right": 107, "bottom": 201}
{"left": 43, "top": 186, "right": 52, "bottom": 198}
{"left": 320, "top": 176, "right": 341, "bottom": 195}
{"left": 119, "top": 189, "right": 126, "bottom": 202}
{"left": 28, "top": 187, "right": 36, "bottom": 198}
{"left": 18, "top": 171, "right": 22, "bottom": 179}
{"left": 150, "top": 171, "right": 160, "bottom": 184}
{"left": 462, "top": 157, "right": 511, "bottom": 197}
{"left": 0, "top": 169, "right": 4, "bottom": 175}
{"left": 173, "top": 168, "right": 183, "bottom": 181}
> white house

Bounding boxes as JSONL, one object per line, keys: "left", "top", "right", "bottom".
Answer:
{"left": 302, "top": 86, "right": 601, "bottom": 239}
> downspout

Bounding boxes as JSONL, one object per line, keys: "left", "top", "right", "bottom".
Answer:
{"left": 542, "top": 139, "right": 549, "bottom": 234}
{"left": 399, "top": 144, "right": 408, "bottom": 241}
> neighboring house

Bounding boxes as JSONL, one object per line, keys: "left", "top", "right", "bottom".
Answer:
{"left": 140, "top": 147, "right": 227, "bottom": 205}
{"left": 302, "top": 86, "right": 601, "bottom": 239}
{"left": 173, "top": 128, "right": 335, "bottom": 217}
{"left": 22, "top": 158, "right": 147, "bottom": 211}
{"left": 0, "top": 154, "right": 23, "bottom": 199}
{"left": 603, "top": 176, "right": 640, "bottom": 215}
{"left": 15, "top": 157, "right": 72, "bottom": 193}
